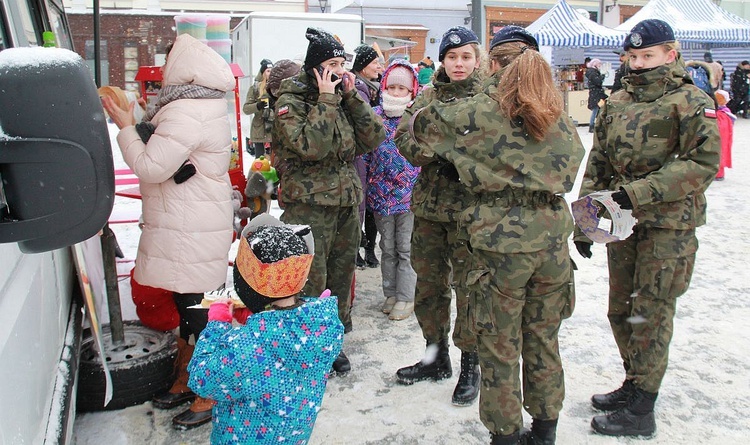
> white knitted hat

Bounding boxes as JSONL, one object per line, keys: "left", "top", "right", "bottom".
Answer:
{"left": 386, "top": 66, "right": 414, "bottom": 91}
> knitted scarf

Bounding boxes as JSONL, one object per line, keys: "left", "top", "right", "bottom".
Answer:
{"left": 381, "top": 92, "right": 412, "bottom": 118}
{"left": 143, "top": 84, "right": 226, "bottom": 122}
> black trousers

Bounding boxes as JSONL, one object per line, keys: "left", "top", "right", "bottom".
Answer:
{"left": 173, "top": 292, "right": 207, "bottom": 342}
{"left": 364, "top": 209, "right": 377, "bottom": 250}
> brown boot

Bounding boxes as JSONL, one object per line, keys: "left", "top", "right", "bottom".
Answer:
{"left": 152, "top": 338, "right": 196, "bottom": 409}
{"left": 172, "top": 397, "right": 215, "bottom": 431}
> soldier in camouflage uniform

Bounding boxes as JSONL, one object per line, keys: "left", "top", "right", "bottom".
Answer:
{"left": 393, "top": 26, "right": 484, "bottom": 407}
{"left": 272, "top": 28, "right": 386, "bottom": 373}
{"left": 409, "top": 26, "right": 584, "bottom": 445}
{"left": 573, "top": 20, "right": 720, "bottom": 438}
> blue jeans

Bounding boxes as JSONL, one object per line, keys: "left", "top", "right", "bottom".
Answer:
{"left": 589, "top": 106, "right": 600, "bottom": 130}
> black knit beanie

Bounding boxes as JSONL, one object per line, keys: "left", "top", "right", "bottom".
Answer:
{"left": 303, "top": 27, "right": 346, "bottom": 70}
{"left": 260, "top": 58, "right": 273, "bottom": 75}
{"left": 353, "top": 44, "right": 378, "bottom": 73}
{"left": 234, "top": 225, "right": 309, "bottom": 313}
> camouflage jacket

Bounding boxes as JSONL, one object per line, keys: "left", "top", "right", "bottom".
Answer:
{"left": 395, "top": 69, "right": 483, "bottom": 222}
{"left": 575, "top": 57, "right": 720, "bottom": 242}
{"left": 272, "top": 71, "right": 386, "bottom": 207}
{"left": 409, "top": 75, "right": 585, "bottom": 253}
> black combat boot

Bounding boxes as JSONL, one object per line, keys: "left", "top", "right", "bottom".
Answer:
{"left": 490, "top": 431, "right": 520, "bottom": 445}
{"left": 331, "top": 350, "right": 351, "bottom": 376}
{"left": 520, "top": 418, "right": 557, "bottom": 445}
{"left": 452, "top": 350, "right": 480, "bottom": 406}
{"left": 591, "top": 379, "right": 635, "bottom": 411}
{"left": 591, "top": 387, "right": 657, "bottom": 437}
{"left": 396, "top": 339, "right": 452, "bottom": 385}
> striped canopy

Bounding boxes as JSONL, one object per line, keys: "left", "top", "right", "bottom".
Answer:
{"left": 526, "top": 0, "right": 626, "bottom": 47}
{"left": 616, "top": 0, "right": 750, "bottom": 48}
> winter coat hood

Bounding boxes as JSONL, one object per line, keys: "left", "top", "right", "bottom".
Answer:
{"left": 379, "top": 59, "right": 419, "bottom": 100}
{"left": 162, "top": 34, "right": 235, "bottom": 92}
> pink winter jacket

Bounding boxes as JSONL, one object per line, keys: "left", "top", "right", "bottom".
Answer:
{"left": 116, "top": 34, "right": 235, "bottom": 293}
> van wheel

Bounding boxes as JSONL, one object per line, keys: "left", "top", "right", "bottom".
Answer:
{"left": 77, "top": 321, "right": 177, "bottom": 412}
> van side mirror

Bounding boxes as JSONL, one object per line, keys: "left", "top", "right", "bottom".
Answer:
{"left": 0, "top": 48, "right": 114, "bottom": 253}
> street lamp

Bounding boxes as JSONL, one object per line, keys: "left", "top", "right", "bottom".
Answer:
{"left": 320, "top": 0, "right": 328, "bottom": 13}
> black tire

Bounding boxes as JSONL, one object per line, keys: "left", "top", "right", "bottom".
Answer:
{"left": 77, "top": 320, "right": 177, "bottom": 412}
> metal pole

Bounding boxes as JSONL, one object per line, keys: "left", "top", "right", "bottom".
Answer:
{"left": 93, "top": 0, "right": 101, "bottom": 87}
{"left": 471, "top": 0, "right": 483, "bottom": 44}
{"left": 93, "top": 0, "right": 125, "bottom": 345}
{"left": 101, "top": 225, "right": 124, "bottom": 344}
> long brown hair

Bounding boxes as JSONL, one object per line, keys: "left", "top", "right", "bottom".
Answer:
{"left": 490, "top": 42, "right": 563, "bottom": 141}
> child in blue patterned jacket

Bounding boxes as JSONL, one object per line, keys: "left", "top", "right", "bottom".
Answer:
{"left": 188, "top": 214, "right": 343, "bottom": 445}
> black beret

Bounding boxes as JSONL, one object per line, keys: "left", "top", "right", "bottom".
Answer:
{"left": 623, "top": 19, "right": 675, "bottom": 51}
{"left": 303, "top": 27, "right": 346, "bottom": 70}
{"left": 353, "top": 44, "right": 379, "bottom": 73}
{"left": 438, "top": 26, "right": 479, "bottom": 62}
{"left": 490, "top": 25, "right": 538, "bottom": 51}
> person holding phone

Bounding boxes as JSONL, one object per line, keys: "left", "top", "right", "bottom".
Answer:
{"left": 272, "top": 27, "right": 386, "bottom": 374}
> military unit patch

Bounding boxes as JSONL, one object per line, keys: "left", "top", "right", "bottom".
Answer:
{"left": 278, "top": 105, "right": 289, "bottom": 117}
{"left": 704, "top": 108, "right": 716, "bottom": 118}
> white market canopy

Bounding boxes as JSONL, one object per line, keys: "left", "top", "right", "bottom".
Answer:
{"left": 526, "top": 0, "right": 627, "bottom": 47}
{"left": 616, "top": 0, "right": 750, "bottom": 48}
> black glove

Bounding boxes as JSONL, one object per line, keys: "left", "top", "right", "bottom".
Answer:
{"left": 173, "top": 161, "right": 196, "bottom": 184}
{"left": 437, "top": 162, "right": 460, "bottom": 182}
{"left": 574, "top": 241, "right": 593, "bottom": 259}
{"left": 135, "top": 122, "right": 156, "bottom": 143}
{"left": 612, "top": 187, "right": 633, "bottom": 210}
{"left": 257, "top": 100, "right": 267, "bottom": 110}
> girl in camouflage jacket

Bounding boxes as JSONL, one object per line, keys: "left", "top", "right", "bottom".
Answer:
{"left": 393, "top": 26, "right": 484, "bottom": 408}
{"left": 574, "top": 19, "right": 720, "bottom": 438}
{"left": 272, "top": 28, "right": 385, "bottom": 373}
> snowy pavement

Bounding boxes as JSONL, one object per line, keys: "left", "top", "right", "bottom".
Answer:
{"left": 73, "top": 121, "right": 750, "bottom": 444}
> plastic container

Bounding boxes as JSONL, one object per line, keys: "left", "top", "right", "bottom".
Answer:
{"left": 206, "top": 15, "right": 231, "bottom": 40}
{"left": 174, "top": 15, "right": 207, "bottom": 40}
{"left": 207, "top": 39, "right": 232, "bottom": 63}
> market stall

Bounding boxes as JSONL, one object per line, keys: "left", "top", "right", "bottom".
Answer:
{"left": 526, "top": 0, "right": 626, "bottom": 124}
{"left": 616, "top": 0, "right": 750, "bottom": 49}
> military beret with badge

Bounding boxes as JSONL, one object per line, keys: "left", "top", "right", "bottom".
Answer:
{"left": 438, "top": 26, "right": 479, "bottom": 61}
{"left": 490, "top": 25, "right": 539, "bottom": 51}
{"left": 623, "top": 19, "right": 675, "bottom": 51}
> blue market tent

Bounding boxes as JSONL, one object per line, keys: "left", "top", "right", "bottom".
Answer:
{"left": 526, "top": 0, "right": 626, "bottom": 47}
{"left": 616, "top": 0, "right": 750, "bottom": 48}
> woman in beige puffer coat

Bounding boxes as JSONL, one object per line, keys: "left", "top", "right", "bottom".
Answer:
{"left": 103, "top": 33, "right": 235, "bottom": 430}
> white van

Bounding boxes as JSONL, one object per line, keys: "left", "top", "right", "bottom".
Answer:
{"left": 0, "top": 0, "right": 114, "bottom": 443}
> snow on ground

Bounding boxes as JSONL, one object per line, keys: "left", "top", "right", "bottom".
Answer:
{"left": 73, "top": 120, "right": 750, "bottom": 444}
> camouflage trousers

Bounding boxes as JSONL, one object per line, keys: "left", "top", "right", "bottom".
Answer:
{"left": 466, "top": 243, "right": 571, "bottom": 436}
{"left": 411, "top": 216, "right": 474, "bottom": 352}
{"left": 606, "top": 226, "right": 697, "bottom": 393}
{"left": 281, "top": 202, "right": 360, "bottom": 331}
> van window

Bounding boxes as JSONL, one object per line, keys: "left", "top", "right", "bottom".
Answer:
{"left": 45, "top": 0, "right": 71, "bottom": 49}
{"left": 0, "top": 5, "right": 7, "bottom": 50}
{"left": 17, "top": 0, "right": 41, "bottom": 46}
